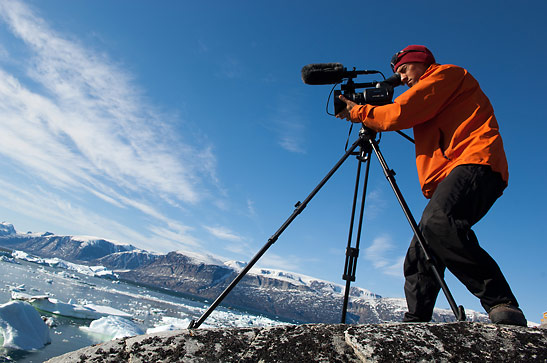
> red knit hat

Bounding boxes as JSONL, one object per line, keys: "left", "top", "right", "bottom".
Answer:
{"left": 390, "top": 45, "right": 436, "bottom": 73}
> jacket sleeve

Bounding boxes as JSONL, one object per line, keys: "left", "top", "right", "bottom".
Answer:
{"left": 350, "top": 65, "right": 467, "bottom": 131}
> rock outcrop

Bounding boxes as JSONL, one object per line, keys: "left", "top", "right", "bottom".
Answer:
{"left": 46, "top": 322, "right": 547, "bottom": 362}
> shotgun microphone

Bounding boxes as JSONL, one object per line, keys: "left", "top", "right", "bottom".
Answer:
{"left": 301, "top": 63, "right": 379, "bottom": 85}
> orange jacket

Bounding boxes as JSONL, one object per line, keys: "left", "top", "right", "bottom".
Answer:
{"left": 350, "top": 63, "right": 508, "bottom": 198}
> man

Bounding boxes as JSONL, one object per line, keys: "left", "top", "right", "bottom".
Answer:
{"left": 336, "top": 45, "right": 526, "bottom": 326}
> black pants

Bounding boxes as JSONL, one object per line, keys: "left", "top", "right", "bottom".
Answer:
{"left": 403, "top": 164, "right": 518, "bottom": 322}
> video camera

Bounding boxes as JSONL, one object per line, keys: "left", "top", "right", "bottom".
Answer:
{"left": 301, "top": 63, "right": 401, "bottom": 115}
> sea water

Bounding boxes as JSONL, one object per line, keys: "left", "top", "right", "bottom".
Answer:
{"left": 0, "top": 258, "right": 287, "bottom": 362}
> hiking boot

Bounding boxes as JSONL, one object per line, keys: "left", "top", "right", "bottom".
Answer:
{"left": 488, "top": 303, "right": 527, "bottom": 327}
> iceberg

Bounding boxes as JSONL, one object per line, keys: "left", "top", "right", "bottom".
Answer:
{"left": 11, "top": 250, "right": 117, "bottom": 279}
{"left": 146, "top": 316, "right": 192, "bottom": 334}
{"left": 80, "top": 316, "right": 144, "bottom": 340}
{"left": 0, "top": 300, "right": 51, "bottom": 351}
{"left": 11, "top": 292, "right": 131, "bottom": 320}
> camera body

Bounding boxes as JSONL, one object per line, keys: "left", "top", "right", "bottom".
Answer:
{"left": 334, "top": 86, "right": 393, "bottom": 115}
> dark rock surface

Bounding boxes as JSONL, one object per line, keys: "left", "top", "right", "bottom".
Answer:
{"left": 46, "top": 322, "right": 547, "bottom": 362}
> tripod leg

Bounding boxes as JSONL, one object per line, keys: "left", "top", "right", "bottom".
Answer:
{"left": 188, "top": 134, "right": 366, "bottom": 329}
{"left": 367, "top": 137, "right": 466, "bottom": 322}
{"left": 341, "top": 148, "right": 372, "bottom": 323}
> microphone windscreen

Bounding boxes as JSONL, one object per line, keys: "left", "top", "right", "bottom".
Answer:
{"left": 301, "top": 63, "right": 346, "bottom": 85}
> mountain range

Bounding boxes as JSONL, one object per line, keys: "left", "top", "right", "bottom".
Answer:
{"left": 0, "top": 222, "right": 488, "bottom": 324}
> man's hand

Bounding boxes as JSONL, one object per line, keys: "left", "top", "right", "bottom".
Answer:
{"left": 335, "top": 95, "right": 359, "bottom": 122}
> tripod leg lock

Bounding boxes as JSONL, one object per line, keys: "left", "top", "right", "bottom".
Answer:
{"left": 342, "top": 247, "right": 359, "bottom": 282}
{"left": 345, "top": 247, "right": 359, "bottom": 258}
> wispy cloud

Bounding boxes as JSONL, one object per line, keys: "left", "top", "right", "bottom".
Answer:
{"left": 246, "top": 199, "right": 257, "bottom": 218}
{"left": 383, "top": 255, "right": 404, "bottom": 277}
{"left": 0, "top": 1, "right": 209, "bottom": 202}
{"left": 0, "top": 0, "right": 220, "bottom": 250}
{"left": 204, "top": 225, "right": 243, "bottom": 242}
{"left": 279, "top": 133, "right": 305, "bottom": 154}
{"left": 203, "top": 225, "right": 250, "bottom": 257}
{"left": 363, "top": 234, "right": 404, "bottom": 277}
{"left": 269, "top": 95, "right": 307, "bottom": 154}
{"left": 364, "top": 188, "right": 388, "bottom": 219}
{"left": 147, "top": 223, "right": 201, "bottom": 251}
{"left": 257, "top": 252, "right": 303, "bottom": 272}
{"left": 0, "top": 179, "right": 148, "bottom": 246}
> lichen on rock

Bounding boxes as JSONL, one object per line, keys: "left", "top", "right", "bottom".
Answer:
{"left": 46, "top": 322, "right": 547, "bottom": 362}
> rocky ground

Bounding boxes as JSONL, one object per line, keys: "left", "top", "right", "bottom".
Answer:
{"left": 47, "top": 322, "right": 547, "bottom": 362}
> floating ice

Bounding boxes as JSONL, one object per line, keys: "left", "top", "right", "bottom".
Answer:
{"left": 11, "top": 250, "right": 117, "bottom": 279}
{"left": 0, "top": 255, "right": 17, "bottom": 263}
{"left": 146, "top": 316, "right": 191, "bottom": 334}
{"left": 146, "top": 324, "right": 182, "bottom": 334}
{"left": 0, "top": 300, "right": 51, "bottom": 351}
{"left": 146, "top": 310, "right": 284, "bottom": 333}
{"left": 80, "top": 316, "right": 144, "bottom": 340}
{"left": 205, "top": 309, "right": 285, "bottom": 328}
{"left": 8, "top": 284, "right": 26, "bottom": 292}
{"left": 11, "top": 251, "right": 43, "bottom": 264}
{"left": 11, "top": 292, "right": 131, "bottom": 320}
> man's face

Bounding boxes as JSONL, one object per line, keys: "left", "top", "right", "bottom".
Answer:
{"left": 396, "top": 62, "right": 428, "bottom": 88}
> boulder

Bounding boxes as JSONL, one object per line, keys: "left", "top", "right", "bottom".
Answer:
{"left": 46, "top": 322, "right": 547, "bottom": 362}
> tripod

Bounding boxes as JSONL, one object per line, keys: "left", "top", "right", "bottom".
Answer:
{"left": 188, "top": 127, "right": 465, "bottom": 329}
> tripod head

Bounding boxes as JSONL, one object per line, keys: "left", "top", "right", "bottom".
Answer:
{"left": 354, "top": 127, "right": 377, "bottom": 161}
{"left": 359, "top": 126, "right": 377, "bottom": 140}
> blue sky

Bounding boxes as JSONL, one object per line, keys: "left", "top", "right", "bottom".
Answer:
{"left": 0, "top": 0, "right": 545, "bottom": 323}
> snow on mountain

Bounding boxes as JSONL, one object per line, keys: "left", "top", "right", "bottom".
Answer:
{"left": 0, "top": 229, "right": 136, "bottom": 262}
{"left": 224, "top": 260, "right": 248, "bottom": 271}
{"left": 170, "top": 250, "right": 380, "bottom": 300}
{"left": 71, "top": 235, "right": 133, "bottom": 248}
{"left": 0, "top": 222, "right": 16, "bottom": 236}
{"left": 95, "top": 249, "right": 162, "bottom": 270}
{"left": 174, "top": 249, "right": 227, "bottom": 267}
{"left": 0, "top": 223, "right": 489, "bottom": 324}
{"left": 248, "top": 267, "right": 379, "bottom": 299}
{"left": 67, "top": 235, "right": 136, "bottom": 260}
